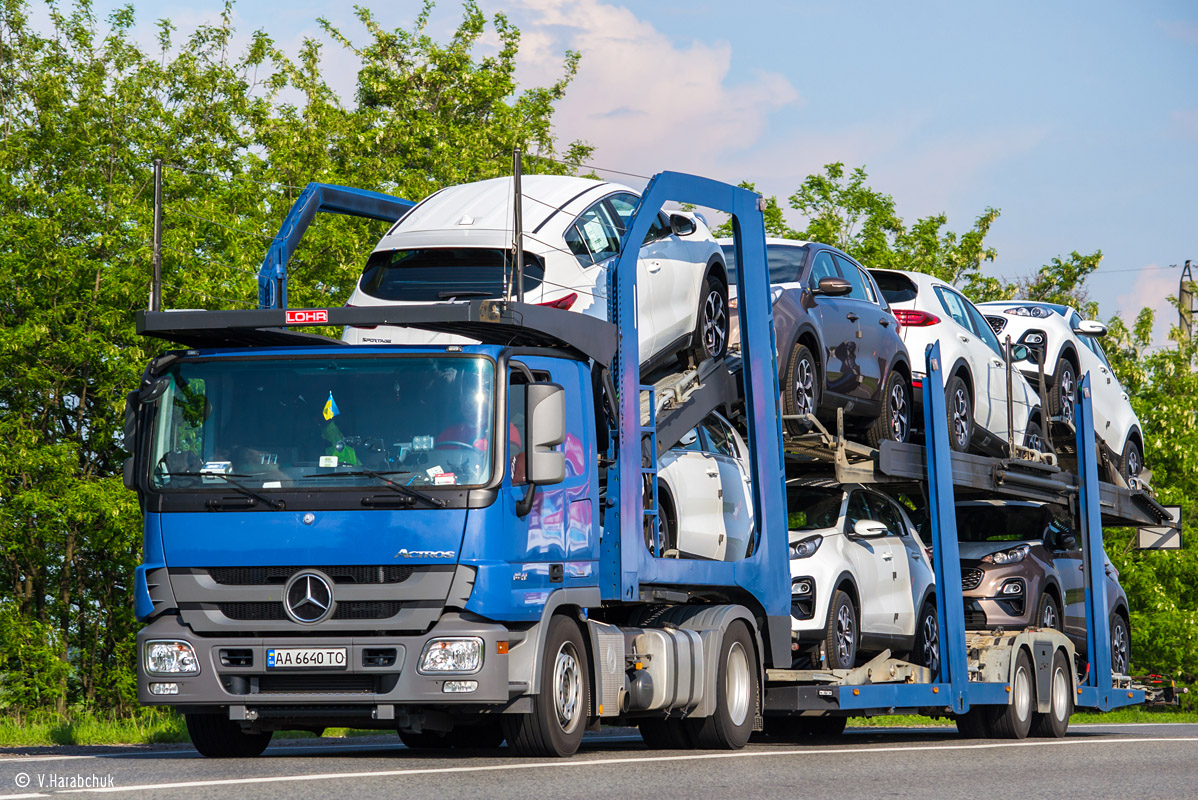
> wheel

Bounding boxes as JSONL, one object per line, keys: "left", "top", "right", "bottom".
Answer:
{"left": 824, "top": 589, "right": 858, "bottom": 670}
{"left": 639, "top": 718, "right": 695, "bottom": 749}
{"left": 990, "top": 649, "right": 1035, "bottom": 739}
{"left": 782, "top": 343, "right": 819, "bottom": 437}
{"left": 689, "top": 621, "right": 758, "bottom": 749}
{"left": 1110, "top": 612, "right": 1131, "bottom": 676}
{"left": 1031, "top": 649, "right": 1073, "bottom": 738}
{"left": 502, "top": 615, "right": 589, "bottom": 757}
{"left": 954, "top": 708, "right": 991, "bottom": 738}
{"left": 1036, "top": 592, "right": 1061, "bottom": 631}
{"left": 913, "top": 600, "right": 940, "bottom": 677}
{"left": 945, "top": 374, "right": 973, "bottom": 452}
{"left": 1023, "top": 420, "right": 1047, "bottom": 454}
{"left": 1120, "top": 437, "right": 1143, "bottom": 482}
{"left": 185, "top": 713, "right": 272, "bottom": 758}
{"left": 689, "top": 275, "right": 729, "bottom": 364}
{"left": 863, "top": 369, "right": 911, "bottom": 447}
{"left": 1049, "top": 358, "right": 1077, "bottom": 425}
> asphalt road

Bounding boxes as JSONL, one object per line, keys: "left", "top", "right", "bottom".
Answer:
{"left": 1, "top": 723, "right": 1195, "bottom": 800}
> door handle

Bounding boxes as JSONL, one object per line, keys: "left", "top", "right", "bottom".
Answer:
{"left": 878, "top": 318, "right": 890, "bottom": 327}
{"left": 705, "top": 469, "right": 720, "bottom": 477}
{"left": 648, "top": 261, "right": 663, "bottom": 273}
{"left": 882, "top": 553, "right": 893, "bottom": 561}
{"left": 958, "top": 334, "right": 971, "bottom": 343}
{"left": 991, "top": 359, "right": 1003, "bottom": 367}
{"left": 1078, "top": 565, "right": 1085, "bottom": 571}
{"left": 847, "top": 313, "right": 859, "bottom": 322}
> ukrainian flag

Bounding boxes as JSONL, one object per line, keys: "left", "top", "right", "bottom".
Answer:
{"left": 323, "top": 391, "right": 340, "bottom": 421}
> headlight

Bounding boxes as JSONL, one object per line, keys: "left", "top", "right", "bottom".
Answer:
{"left": 983, "top": 544, "right": 1030, "bottom": 565}
{"left": 144, "top": 640, "right": 199, "bottom": 675}
{"left": 419, "top": 637, "right": 483, "bottom": 674}
{"left": 1004, "top": 306, "right": 1052, "bottom": 319}
{"left": 790, "top": 535, "right": 823, "bottom": 559}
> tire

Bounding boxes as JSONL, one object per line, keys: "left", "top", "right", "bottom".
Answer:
{"left": 1120, "top": 437, "right": 1143, "bottom": 482}
{"left": 824, "top": 589, "right": 858, "bottom": 670}
{"left": 1024, "top": 420, "right": 1047, "bottom": 454}
{"left": 913, "top": 600, "right": 940, "bottom": 677}
{"left": 689, "top": 621, "right": 758, "bottom": 749}
{"left": 1110, "top": 612, "right": 1131, "bottom": 676}
{"left": 639, "top": 718, "right": 696, "bottom": 750}
{"left": 954, "top": 708, "right": 991, "bottom": 738}
{"left": 185, "top": 713, "right": 272, "bottom": 758}
{"left": 945, "top": 374, "right": 973, "bottom": 452}
{"left": 689, "top": 275, "right": 729, "bottom": 365}
{"left": 1036, "top": 592, "right": 1061, "bottom": 631}
{"left": 1049, "top": 358, "right": 1077, "bottom": 425}
{"left": 863, "top": 369, "right": 912, "bottom": 447}
{"left": 502, "top": 615, "right": 590, "bottom": 757}
{"left": 782, "top": 343, "right": 820, "bottom": 437}
{"left": 1031, "top": 649, "right": 1073, "bottom": 738}
{"left": 990, "top": 649, "right": 1035, "bottom": 739}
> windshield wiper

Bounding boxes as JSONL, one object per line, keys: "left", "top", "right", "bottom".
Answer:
{"left": 302, "top": 468, "right": 445, "bottom": 508}
{"left": 437, "top": 290, "right": 493, "bottom": 300}
{"left": 166, "top": 471, "right": 285, "bottom": 510}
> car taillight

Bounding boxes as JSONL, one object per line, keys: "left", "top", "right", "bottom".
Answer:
{"left": 345, "top": 303, "right": 376, "bottom": 330}
{"left": 893, "top": 309, "right": 940, "bottom": 327}
{"left": 538, "top": 292, "right": 578, "bottom": 310}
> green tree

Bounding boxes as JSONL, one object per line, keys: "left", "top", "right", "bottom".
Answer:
{"left": 1016, "top": 250, "right": 1103, "bottom": 319}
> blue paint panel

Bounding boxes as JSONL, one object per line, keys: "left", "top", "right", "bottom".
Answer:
{"left": 135, "top": 514, "right": 166, "bottom": 620}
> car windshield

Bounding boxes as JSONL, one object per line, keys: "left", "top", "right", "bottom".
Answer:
{"left": 956, "top": 505, "right": 1052, "bottom": 543}
{"left": 147, "top": 355, "right": 496, "bottom": 490}
{"left": 359, "top": 248, "right": 544, "bottom": 301}
{"left": 787, "top": 487, "right": 843, "bottom": 530}
{"left": 721, "top": 243, "right": 810, "bottom": 286}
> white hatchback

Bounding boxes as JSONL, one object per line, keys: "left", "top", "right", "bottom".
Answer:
{"left": 787, "top": 483, "right": 937, "bottom": 671}
{"left": 343, "top": 175, "right": 730, "bottom": 367}
{"left": 871, "top": 270, "right": 1045, "bottom": 455}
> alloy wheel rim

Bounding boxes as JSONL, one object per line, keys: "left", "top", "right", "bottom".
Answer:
{"left": 952, "top": 388, "right": 970, "bottom": 447}
{"left": 1060, "top": 369, "right": 1075, "bottom": 423}
{"left": 1028, "top": 431, "right": 1043, "bottom": 452}
{"left": 1042, "top": 602, "right": 1057, "bottom": 629}
{"left": 923, "top": 613, "right": 940, "bottom": 675}
{"left": 835, "top": 604, "right": 855, "bottom": 665}
{"left": 890, "top": 382, "right": 909, "bottom": 441}
{"left": 1112, "top": 622, "right": 1128, "bottom": 674}
{"left": 794, "top": 357, "right": 815, "bottom": 415}
{"left": 1126, "top": 448, "right": 1140, "bottom": 477}
{"left": 703, "top": 291, "right": 727, "bottom": 356}
{"left": 553, "top": 643, "right": 583, "bottom": 732}
{"left": 725, "top": 641, "right": 752, "bottom": 727}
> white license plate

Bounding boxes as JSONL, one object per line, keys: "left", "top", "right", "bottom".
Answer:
{"left": 266, "top": 648, "right": 348, "bottom": 669}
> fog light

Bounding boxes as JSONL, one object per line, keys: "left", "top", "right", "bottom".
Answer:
{"left": 1000, "top": 580, "right": 1024, "bottom": 595}
{"left": 419, "top": 638, "right": 483, "bottom": 674}
{"left": 149, "top": 682, "right": 179, "bottom": 696}
{"left": 793, "top": 580, "right": 813, "bottom": 596}
{"left": 443, "top": 680, "right": 478, "bottom": 693}
{"left": 144, "top": 640, "right": 199, "bottom": 675}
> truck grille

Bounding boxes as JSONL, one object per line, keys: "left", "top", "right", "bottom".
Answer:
{"left": 224, "top": 674, "right": 380, "bottom": 695}
{"left": 961, "top": 568, "right": 984, "bottom": 591}
{"left": 207, "top": 566, "right": 414, "bottom": 585}
{"left": 217, "top": 601, "right": 409, "bottom": 621}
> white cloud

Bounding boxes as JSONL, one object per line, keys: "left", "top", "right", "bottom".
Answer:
{"left": 1112, "top": 265, "right": 1183, "bottom": 347}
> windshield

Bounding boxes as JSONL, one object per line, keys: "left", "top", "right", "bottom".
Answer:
{"left": 359, "top": 248, "right": 545, "bottom": 301}
{"left": 787, "top": 487, "right": 843, "bottom": 530}
{"left": 955, "top": 504, "right": 1052, "bottom": 543}
{"left": 721, "top": 243, "right": 810, "bottom": 286}
{"left": 148, "top": 355, "right": 496, "bottom": 491}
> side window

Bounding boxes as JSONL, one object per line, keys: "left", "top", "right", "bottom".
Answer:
{"left": 966, "top": 301, "right": 1004, "bottom": 356}
{"left": 934, "top": 286, "right": 973, "bottom": 331}
{"left": 808, "top": 250, "right": 840, "bottom": 290}
{"left": 857, "top": 267, "right": 879, "bottom": 304}
{"left": 675, "top": 428, "right": 704, "bottom": 452}
{"left": 508, "top": 375, "right": 528, "bottom": 485}
{"left": 869, "top": 494, "right": 905, "bottom": 537}
{"left": 833, "top": 255, "right": 870, "bottom": 301}
{"left": 564, "top": 225, "right": 592, "bottom": 267}
{"left": 606, "top": 193, "right": 669, "bottom": 245}
{"left": 701, "top": 417, "right": 736, "bottom": 457}
{"left": 574, "top": 202, "right": 621, "bottom": 263}
{"left": 845, "top": 491, "right": 871, "bottom": 532}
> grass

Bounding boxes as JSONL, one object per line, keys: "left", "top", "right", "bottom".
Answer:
{"left": 847, "top": 706, "right": 1198, "bottom": 728}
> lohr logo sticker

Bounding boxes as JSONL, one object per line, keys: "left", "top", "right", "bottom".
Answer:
{"left": 285, "top": 309, "right": 328, "bottom": 324}
{"left": 395, "top": 548, "right": 456, "bottom": 560}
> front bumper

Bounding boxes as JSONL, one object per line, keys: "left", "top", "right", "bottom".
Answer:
{"left": 137, "top": 613, "right": 513, "bottom": 710}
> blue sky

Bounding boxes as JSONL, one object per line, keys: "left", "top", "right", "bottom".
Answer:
{"left": 57, "top": 0, "right": 1198, "bottom": 342}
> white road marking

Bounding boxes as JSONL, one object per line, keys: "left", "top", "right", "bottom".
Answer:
{"left": 16, "top": 736, "right": 1197, "bottom": 796}
{"left": 0, "top": 741, "right": 405, "bottom": 764}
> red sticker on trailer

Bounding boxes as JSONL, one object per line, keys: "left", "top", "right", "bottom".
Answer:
{"left": 285, "top": 309, "right": 328, "bottom": 324}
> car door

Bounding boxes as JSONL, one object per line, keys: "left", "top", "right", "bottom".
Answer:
{"left": 701, "top": 415, "right": 755, "bottom": 561}
{"left": 935, "top": 285, "right": 1007, "bottom": 436}
{"left": 833, "top": 256, "right": 891, "bottom": 404}
{"left": 863, "top": 492, "right": 914, "bottom": 636}
{"left": 843, "top": 490, "right": 894, "bottom": 636}
{"left": 1046, "top": 515, "right": 1086, "bottom": 637}
{"left": 1065, "top": 310, "right": 1113, "bottom": 435}
{"left": 965, "top": 297, "right": 1018, "bottom": 442}
{"left": 658, "top": 428, "right": 725, "bottom": 560}
{"left": 806, "top": 250, "right": 857, "bottom": 399}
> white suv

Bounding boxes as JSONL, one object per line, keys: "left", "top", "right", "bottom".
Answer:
{"left": 787, "top": 483, "right": 937, "bottom": 671}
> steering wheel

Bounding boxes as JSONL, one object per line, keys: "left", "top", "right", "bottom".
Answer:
{"left": 435, "top": 440, "right": 478, "bottom": 450}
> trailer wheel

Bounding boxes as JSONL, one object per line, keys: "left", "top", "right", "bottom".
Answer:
{"left": 185, "top": 713, "right": 272, "bottom": 758}
{"left": 503, "top": 615, "right": 589, "bottom": 757}
{"left": 824, "top": 590, "right": 858, "bottom": 670}
{"left": 1031, "top": 649, "right": 1072, "bottom": 738}
{"left": 990, "top": 649, "right": 1035, "bottom": 739}
{"left": 690, "top": 620, "right": 758, "bottom": 749}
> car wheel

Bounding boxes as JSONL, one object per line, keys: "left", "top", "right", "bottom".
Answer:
{"left": 185, "top": 713, "right": 272, "bottom": 758}
{"left": 945, "top": 374, "right": 972, "bottom": 452}
{"left": 1036, "top": 592, "right": 1060, "bottom": 631}
{"left": 1024, "top": 420, "right": 1049, "bottom": 455}
{"left": 1049, "top": 358, "right": 1077, "bottom": 425}
{"left": 990, "top": 649, "right": 1035, "bottom": 739}
{"left": 689, "top": 621, "right": 758, "bottom": 749}
{"left": 1110, "top": 612, "right": 1131, "bottom": 675}
{"left": 782, "top": 342, "right": 819, "bottom": 437}
{"left": 1030, "top": 649, "right": 1073, "bottom": 738}
{"left": 824, "top": 589, "right": 858, "bottom": 670}
{"left": 913, "top": 600, "right": 940, "bottom": 677}
{"left": 863, "top": 369, "right": 911, "bottom": 447}
{"left": 689, "top": 275, "right": 729, "bottom": 364}
{"left": 1120, "top": 437, "right": 1143, "bottom": 481}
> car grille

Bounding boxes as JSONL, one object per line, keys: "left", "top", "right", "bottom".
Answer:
{"left": 217, "top": 601, "right": 409, "bottom": 621}
{"left": 963, "top": 601, "right": 988, "bottom": 628}
{"left": 207, "top": 566, "right": 415, "bottom": 585}
{"left": 962, "top": 568, "right": 984, "bottom": 591}
{"left": 985, "top": 315, "right": 1006, "bottom": 334}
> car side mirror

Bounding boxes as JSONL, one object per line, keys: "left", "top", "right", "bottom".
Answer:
{"left": 669, "top": 213, "right": 697, "bottom": 237}
{"left": 1073, "top": 320, "right": 1107, "bottom": 337}
{"left": 679, "top": 429, "right": 699, "bottom": 447}
{"left": 1008, "top": 344, "right": 1031, "bottom": 363}
{"left": 1057, "top": 533, "right": 1077, "bottom": 551}
{"left": 813, "top": 276, "right": 853, "bottom": 297}
{"left": 525, "top": 383, "right": 565, "bottom": 486}
{"left": 853, "top": 519, "right": 889, "bottom": 538}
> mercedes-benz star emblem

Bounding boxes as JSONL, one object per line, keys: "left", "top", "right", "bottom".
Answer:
{"left": 284, "top": 571, "right": 334, "bottom": 624}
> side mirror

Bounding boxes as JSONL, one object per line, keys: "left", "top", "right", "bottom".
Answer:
{"left": 525, "top": 383, "right": 566, "bottom": 485}
{"left": 1008, "top": 344, "right": 1031, "bottom": 363}
{"left": 678, "top": 429, "right": 699, "bottom": 447}
{"left": 813, "top": 276, "right": 853, "bottom": 297}
{"left": 853, "top": 519, "right": 889, "bottom": 538}
{"left": 1057, "top": 533, "right": 1077, "bottom": 551}
{"left": 141, "top": 376, "right": 170, "bottom": 403}
{"left": 669, "top": 213, "right": 697, "bottom": 237}
{"left": 1074, "top": 320, "right": 1107, "bottom": 337}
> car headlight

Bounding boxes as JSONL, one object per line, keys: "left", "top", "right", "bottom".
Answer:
{"left": 419, "top": 637, "right": 483, "bottom": 674}
{"left": 1004, "top": 306, "right": 1053, "bottom": 319}
{"left": 144, "top": 640, "right": 199, "bottom": 675}
{"left": 983, "top": 544, "right": 1030, "bottom": 565}
{"left": 790, "top": 535, "right": 823, "bottom": 559}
